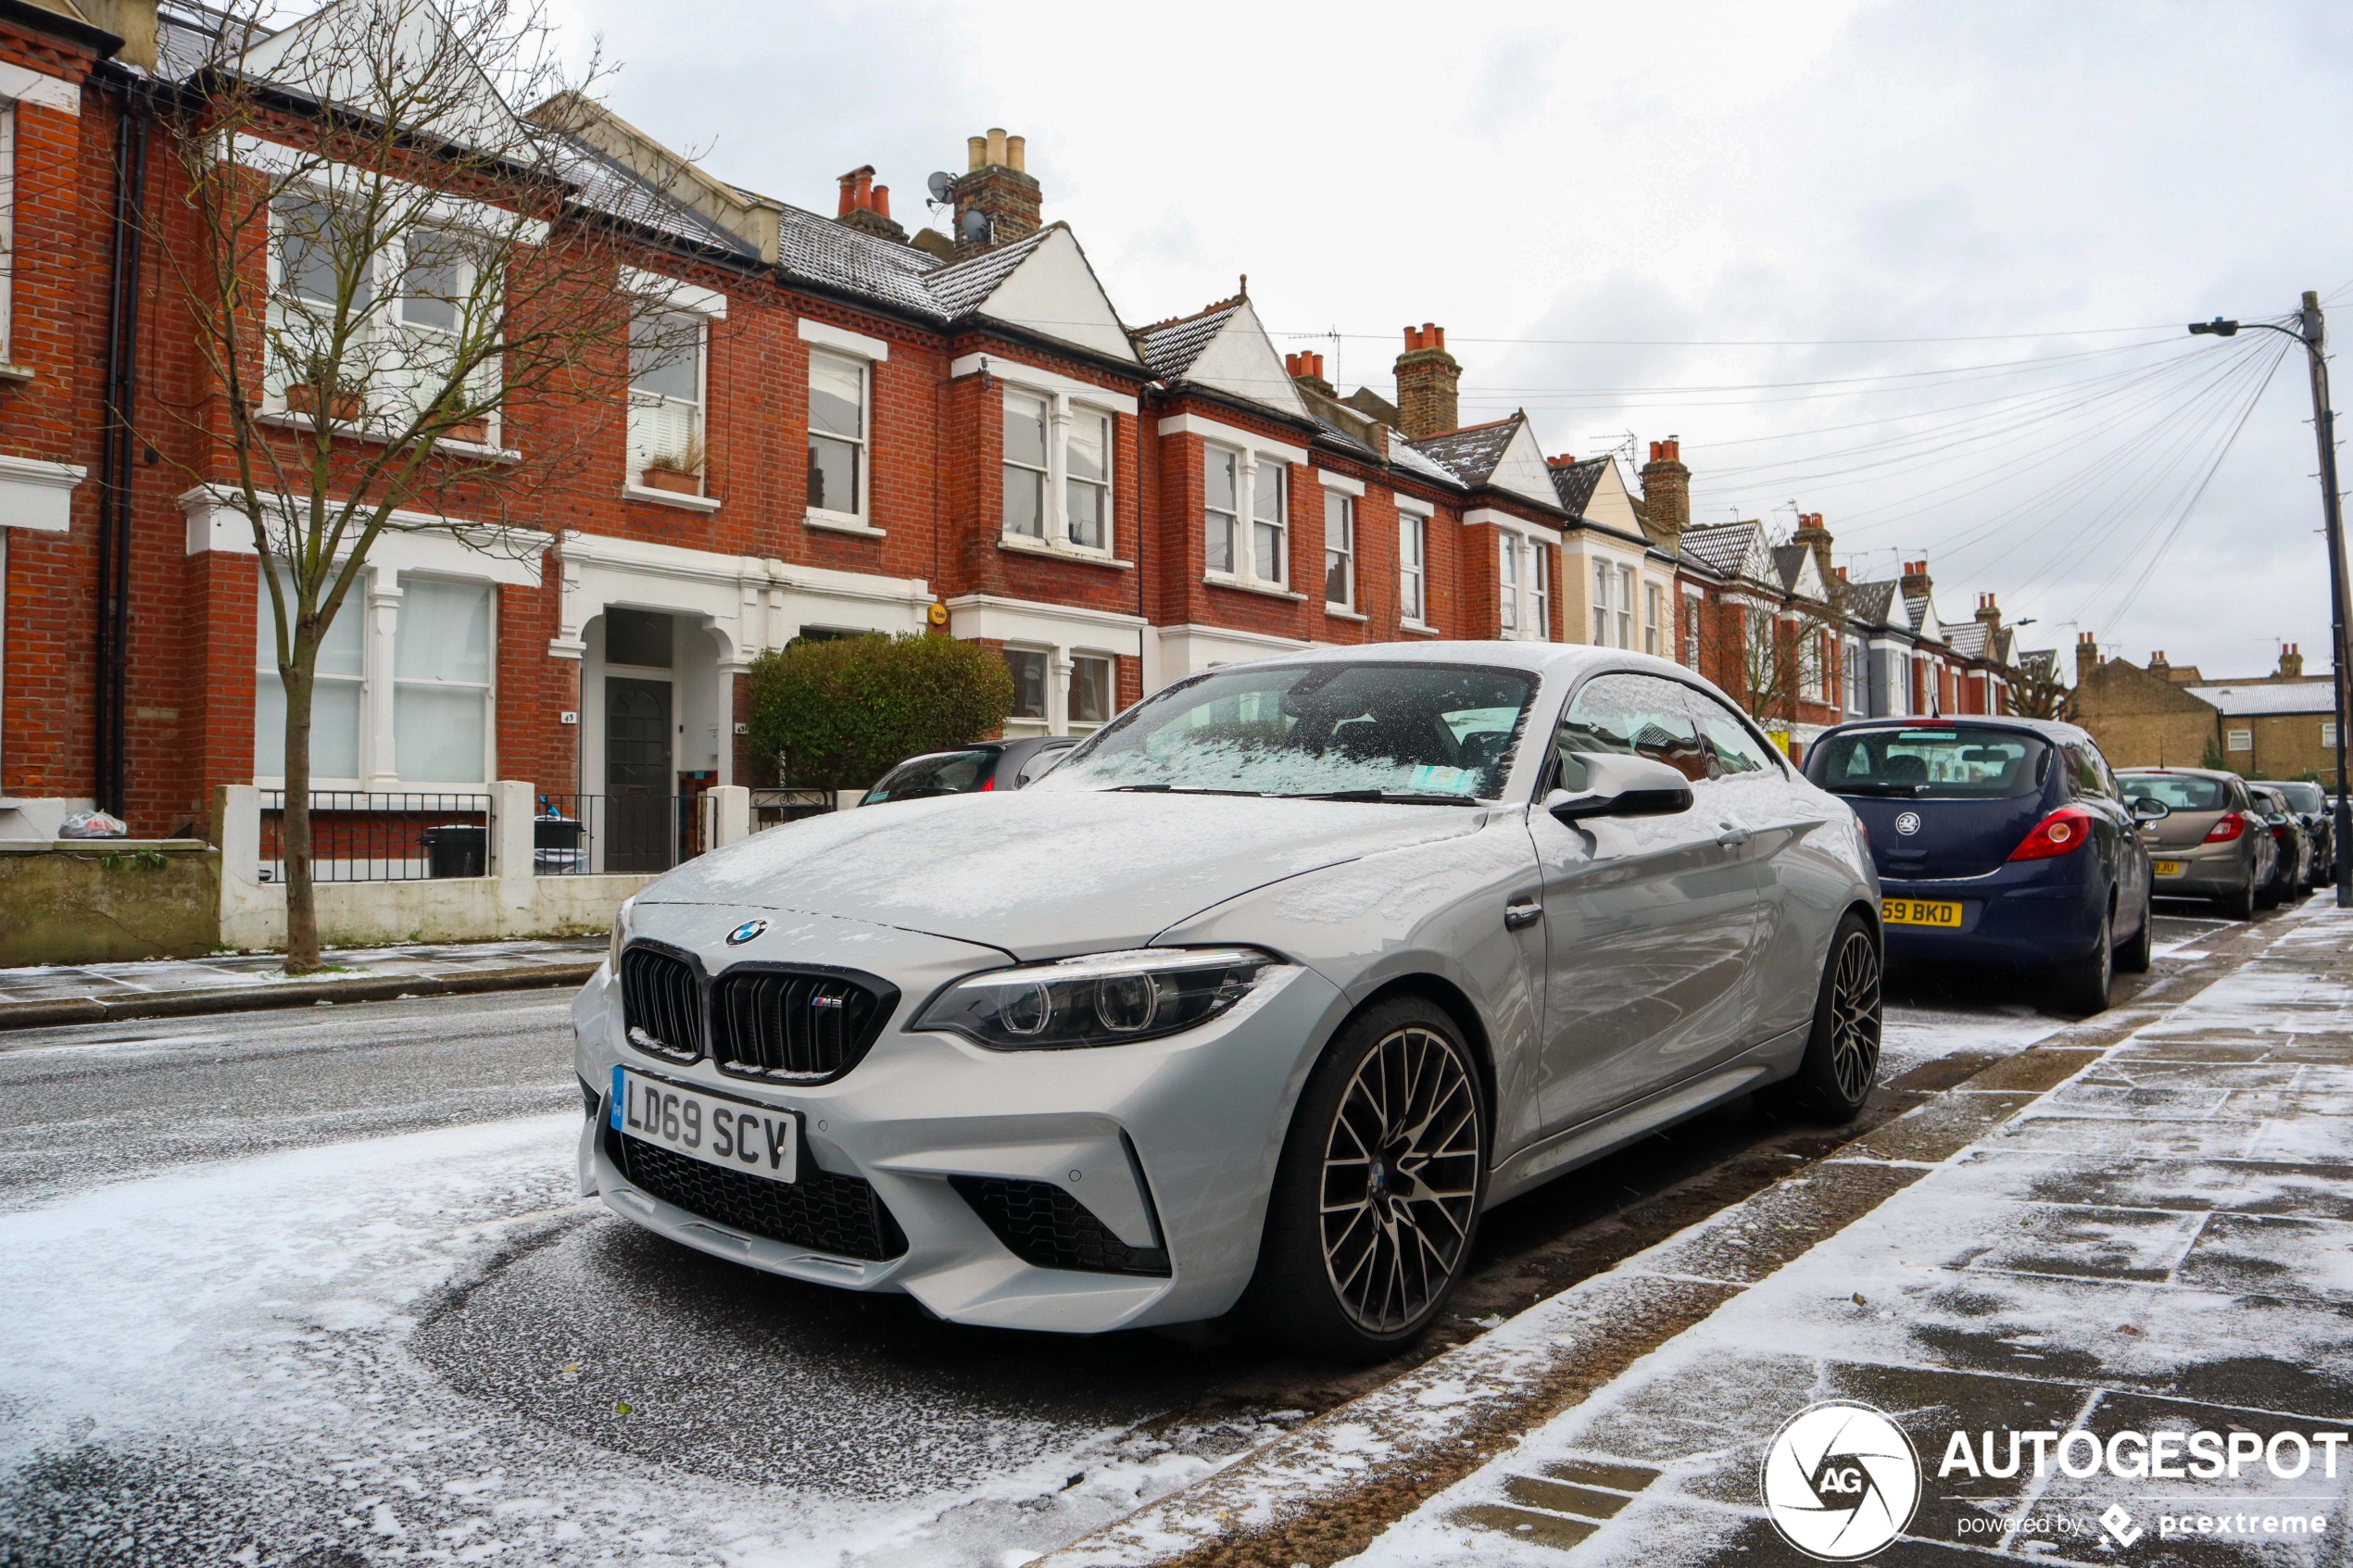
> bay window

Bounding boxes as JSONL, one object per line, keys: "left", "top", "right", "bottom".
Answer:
{"left": 1002, "top": 391, "right": 1049, "bottom": 537}
{"left": 1204, "top": 448, "right": 1239, "bottom": 574}
{"left": 1070, "top": 656, "right": 1114, "bottom": 733}
{"left": 807, "top": 350, "right": 866, "bottom": 519}
{"left": 394, "top": 576, "right": 492, "bottom": 783}
{"left": 1500, "top": 535, "right": 1520, "bottom": 633}
{"left": 1066, "top": 408, "right": 1110, "bottom": 549}
{"left": 255, "top": 563, "right": 362, "bottom": 780}
{"left": 628, "top": 310, "right": 705, "bottom": 492}
{"left": 1252, "top": 459, "right": 1287, "bottom": 583}
{"left": 1400, "top": 514, "right": 1428, "bottom": 622}
{"left": 1004, "top": 647, "right": 1049, "bottom": 734}
{"left": 1325, "top": 493, "right": 1354, "bottom": 608}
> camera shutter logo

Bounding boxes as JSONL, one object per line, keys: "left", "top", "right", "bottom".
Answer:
{"left": 1759, "top": 1400, "right": 1921, "bottom": 1561}
{"left": 1894, "top": 811, "right": 1922, "bottom": 836}
{"left": 725, "top": 919, "right": 769, "bottom": 947}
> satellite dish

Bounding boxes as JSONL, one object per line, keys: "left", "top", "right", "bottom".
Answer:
{"left": 925, "top": 170, "right": 956, "bottom": 204}
{"left": 958, "top": 207, "right": 991, "bottom": 244}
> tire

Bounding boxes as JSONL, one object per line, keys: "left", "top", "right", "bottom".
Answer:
{"left": 2116, "top": 892, "right": 2153, "bottom": 974}
{"left": 2055, "top": 902, "right": 2113, "bottom": 1016}
{"left": 1763, "top": 911, "right": 1882, "bottom": 1123}
{"left": 1244, "top": 996, "right": 1490, "bottom": 1361}
{"left": 2256, "top": 872, "right": 2281, "bottom": 910}
{"left": 2221, "top": 876, "right": 2257, "bottom": 922}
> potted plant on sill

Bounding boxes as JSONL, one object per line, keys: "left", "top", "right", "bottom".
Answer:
{"left": 285, "top": 374, "right": 365, "bottom": 424}
{"left": 640, "top": 440, "right": 704, "bottom": 496}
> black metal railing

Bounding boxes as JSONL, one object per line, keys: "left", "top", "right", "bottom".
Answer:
{"left": 752, "top": 787, "right": 836, "bottom": 831}
{"left": 534, "top": 792, "right": 694, "bottom": 875}
{"left": 259, "top": 791, "right": 493, "bottom": 883}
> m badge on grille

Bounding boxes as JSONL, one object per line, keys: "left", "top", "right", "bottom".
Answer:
{"left": 725, "top": 918, "right": 770, "bottom": 947}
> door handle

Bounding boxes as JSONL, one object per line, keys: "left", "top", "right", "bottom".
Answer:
{"left": 1504, "top": 900, "right": 1542, "bottom": 931}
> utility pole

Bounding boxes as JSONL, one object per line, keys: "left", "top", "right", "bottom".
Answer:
{"left": 2190, "top": 292, "right": 2352, "bottom": 904}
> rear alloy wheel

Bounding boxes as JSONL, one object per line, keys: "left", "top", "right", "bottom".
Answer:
{"left": 2223, "top": 875, "right": 2257, "bottom": 922}
{"left": 1246, "top": 998, "right": 1487, "bottom": 1361}
{"left": 1765, "top": 912, "right": 1882, "bottom": 1123}
{"left": 2056, "top": 902, "right": 2114, "bottom": 1016}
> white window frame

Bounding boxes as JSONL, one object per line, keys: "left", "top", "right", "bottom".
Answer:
{"left": 806, "top": 346, "right": 869, "bottom": 528}
{"left": 1682, "top": 590, "right": 1703, "bottom": 669}
{"left": 0, "top": 105, "right": 16, "bottom": 366}
{"left": 1533, "top": 544, "right": 1551, "bottom": 641}
{"left": 1248, "top": 455, "right": 1288, "bottom": 586}
{"left": 996, "top": 388, "right": 1120, "bottom": 558}
{"left": 627, "top": 307, "right": 709, "bottom": 501}
{"left": 1592, "top": 558, "right": 1611, "bottom": 645}
{"left": 2227, "top": 729, "right": 2253, "bottom": 753}
{"left": 1002, "top": 645, "right": 1052, "bottom": 737}
{"left": 1197, "top": 434, "right": 1300, "bottom": 593}
{"left": 252, "top": 561, "right": 499, "bottom": 789}
{"left": 1067, "top": 653, "right": 1116, "bottom": 734}
{"left": 2324, "top": 721, "right": 2339, "bottom": 747}
{"left": 1000, "top": 387, "right": 1050, "bottom": 541}
{"left": 1614, "top": 564, "right": 1633, "bottom": 649}
{"left": 1324, "top": 490, "right": 1355, "bottom": 609}
{"left": 1500, "top": 534, "right": 1520, "bottom": 634}
{"left": 1399, "top": 511, "right": 1429, "bottom": 626}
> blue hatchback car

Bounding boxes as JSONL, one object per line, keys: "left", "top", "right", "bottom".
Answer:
{"left": 1802, "top": 717, "right": 2163, "bottom": 1012}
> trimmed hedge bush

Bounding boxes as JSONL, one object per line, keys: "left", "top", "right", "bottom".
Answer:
{"left": 746, "top": 633, "right": 1015, "bottom": 790}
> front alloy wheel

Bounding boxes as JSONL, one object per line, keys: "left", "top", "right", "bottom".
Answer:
{"left": 1767, "top": 911, "right": 1881, "bottom": 1123}
{"left": 1318, "top": 1025, "right": 1482, "bottom": 1336}
{"left": 1247, "top": 997, "right": 1489, "bottom": 1361}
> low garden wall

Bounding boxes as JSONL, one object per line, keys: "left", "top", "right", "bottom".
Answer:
{"left": 0, "top": 841, "right": 221, "bottom": 966}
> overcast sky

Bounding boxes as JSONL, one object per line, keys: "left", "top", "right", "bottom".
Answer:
{"left": 551, "top": 0, "right": 2353, "bottom": 678}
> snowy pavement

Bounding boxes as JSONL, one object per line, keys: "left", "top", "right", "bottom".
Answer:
{"left": 1349, "top": 901, "right": 2353, "bottom": 1567}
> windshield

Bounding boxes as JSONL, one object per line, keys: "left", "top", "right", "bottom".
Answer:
{"left": 862, "top": 750, "right": 995, "bottom": 804}
{"left": 2263, "top": 781, "right": 2325, "bottom": 812}
{"left": 1038, "top": 661, "right": 1538, "bottom": 800}
{"left": 1807, "top": 725, "right": 2048, "bottom": 798}
{"left": 2120, "top": 773, "right": 2228, "bottom": 811}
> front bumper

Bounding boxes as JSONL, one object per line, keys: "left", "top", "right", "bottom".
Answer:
{"left": 1878, "top": 856, "right": 2105, "bottom": 968}
{"left": 572, "top": 905, "right": 1345, "bottom": 1334}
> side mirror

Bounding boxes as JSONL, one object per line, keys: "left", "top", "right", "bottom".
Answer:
{"left": 2131, "top": 797, "right": 2171, "bottom": 822}
{"left": 1547, "top": 754, "right": 1697, "bottom": 823}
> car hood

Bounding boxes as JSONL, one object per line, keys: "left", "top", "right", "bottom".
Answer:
{"left": 635, "top": 788, "right": 1490, "bottom": 959}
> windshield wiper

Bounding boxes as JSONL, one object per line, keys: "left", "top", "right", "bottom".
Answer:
{"left": 1105, "top": 784, "right": 1268, "bottom": 797}
{"left": 1272, "top": 789, "right": 1485, "bottom": 806}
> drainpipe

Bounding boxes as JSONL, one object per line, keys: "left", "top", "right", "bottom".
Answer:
{"left": 96, "top": 81, "right": 152, "bottom": 820}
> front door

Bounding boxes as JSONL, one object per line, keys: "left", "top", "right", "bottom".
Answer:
{"left": 1529, "top": 671, "right": 1764, "bottom": 1134}
{"left": 606, "top": 676, "right": 673, "bottom": 872}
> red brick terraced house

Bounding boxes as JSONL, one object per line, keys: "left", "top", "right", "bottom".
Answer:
{"left": 0, "top": 0, "right": 2025, "bottom": 860}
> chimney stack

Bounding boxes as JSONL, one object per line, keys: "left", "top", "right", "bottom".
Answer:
{"left": 1393, "top": 323, "right": 1460, "bottom": 439}
{"left": 1285, "top": 351, "right": 1333, "bottom": 397}
{"left": 950, "top": 127, "right": 1041, "bottom": 259}
{"left": 1635, "top": 438, "right": 1691, "bottom": 545}
{"left": 1794, "top": 510, "right": 1835, "bottom": 586}
{"left": 1976, "top": 592, "right": 2001, "bottom": 633}
{"left": 835, "top": 164, "right": 907, "bottom": 242}
{"left": 2281, "top": 642, "right": 2306, "bottom": 678}
{"left": 2147, "top": 650, "right": 2170, "bottom": 676}
{"left": 2076, "top": 630, "right": 2101, "bottom": 684}
{"left": 1901, "top": 559, "right": 1933, "bottom": 602}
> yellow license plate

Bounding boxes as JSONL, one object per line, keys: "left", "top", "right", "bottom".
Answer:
{"left": 2153, "top": 860, "right": 2185, "bottom": 877}
{"left": 1882, "top": 898, "right": 1962, "bottom": 928}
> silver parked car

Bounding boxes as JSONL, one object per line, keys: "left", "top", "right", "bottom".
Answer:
{"left": 574, "top": 646, "right": 1882, "bottom": 1359}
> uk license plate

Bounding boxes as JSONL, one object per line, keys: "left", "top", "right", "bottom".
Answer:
{"left": 1882, "top": 897, "right": 1962, "bottom": 928}
{"left": 2153, "top": 859, "right": 2185, "bottom": 877}
{"left": 610, "top": 1066, "right": 798, "bottom": 1183}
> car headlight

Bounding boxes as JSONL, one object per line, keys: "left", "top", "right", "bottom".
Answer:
{"left": 914, "top": 947, "right": 1279, "bottom": 1050}
{"left": 609, "top": 896, "right": 636, "bottom": 972}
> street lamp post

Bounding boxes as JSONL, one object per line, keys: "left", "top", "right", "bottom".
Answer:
{"left": 2191, "top": 292, "right": 2352, "bottom": 905}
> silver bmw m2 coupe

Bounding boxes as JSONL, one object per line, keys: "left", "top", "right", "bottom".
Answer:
{"left": 573, "top": 644, "right": 1881, "bottom": 1359}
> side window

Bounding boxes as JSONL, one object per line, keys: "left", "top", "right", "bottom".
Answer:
{"left": 1554, "top": 672, "right": 1712, "bottom": 790}
{"left": 1016, "top": 744, "right": 1073, "bottom": 786}
{"left": 1690, "top": 690, "right": 1780, "bottom": 778}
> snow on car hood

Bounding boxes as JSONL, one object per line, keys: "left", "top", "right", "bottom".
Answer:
{"left": 636, "top": 788, "right": 1488, "bottom": 958}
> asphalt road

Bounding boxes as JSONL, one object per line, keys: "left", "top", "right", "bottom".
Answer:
{"left": 0, "top": 899, "right": 2286, "bottom": 1564}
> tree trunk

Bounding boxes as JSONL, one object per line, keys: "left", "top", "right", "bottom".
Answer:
{"left": 281, "top": 643, "right": 322, "bottom": 973}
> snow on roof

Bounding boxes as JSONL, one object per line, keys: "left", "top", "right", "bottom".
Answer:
{"left": 2187, "top": 681, "right": 2339, "bottom": 716}
{"left": 1678, "top": 521, "right": 1755, "bottom": 578}
{"left": 922, "top": 224, "right": 1058, "bottom": 319}
{"left": 1406, "top": 416, "right": 1519, "bottom": 486}
{"left": 1946, "top": 620, "right": 1990, "bottom": 659}
{"left": 1131, "top": 297, "right": 1244, "bottom": 381}
{"left": 1843, "top": 579, "right": 1900, "bottom": 629}
{"left": 1548, "top": 458, "right": 1606, "bottom": 516}
{"left": 1386, "top": 437, "right": 1466, "bottom": 490}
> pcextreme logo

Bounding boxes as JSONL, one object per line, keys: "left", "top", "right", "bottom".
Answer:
{"left": 1760, "top": 1400, "right": 1923, "bottom": 1561}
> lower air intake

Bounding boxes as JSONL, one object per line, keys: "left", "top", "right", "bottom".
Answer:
{"left": 950, "top": 1175, "right": 1171, "bottom": 1276}
{"left": 607, "top": 1125, "right": 907, "bottom": 1261}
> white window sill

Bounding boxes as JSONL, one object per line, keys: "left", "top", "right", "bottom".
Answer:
{"left": 1204, "top": 572, "right": 1305, "bottom": 602}
{"left": 807, "top": 510, "right": 885, "bottom": 537}
{"left": 253, "top": 408, "right": 522, "bottom": 464}
{"left": 1325, "top": 604, "right": 1368, "bottom": 622}
{"left": 626, "top": 483, "right": 723, "bottom": 514}
{"left": 0, "top": 362, "right": 33, "bottom": 383}
{"left": 1399, "top": 620, "right": 1442, "bottom": 637}
{"left": 1000, "top": 533, "right": 1132, "bottom": 570}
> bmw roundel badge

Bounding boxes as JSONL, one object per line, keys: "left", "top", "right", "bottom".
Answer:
{"left": 1894, "top": 811, "right": 1922, "bottom": 836}
{"left": 725, "top": 918, "right": 769, "bottom": 947}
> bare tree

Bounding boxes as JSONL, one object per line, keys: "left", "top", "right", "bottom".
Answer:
{"left": 1719, "top": 594, "right": 1843, "bottom": 734}
{"left": 146, "top": 0, "right": 692, "bottom": 969}
{"left": 2008, "top": 651, "right": 2073, "bottom": 721}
